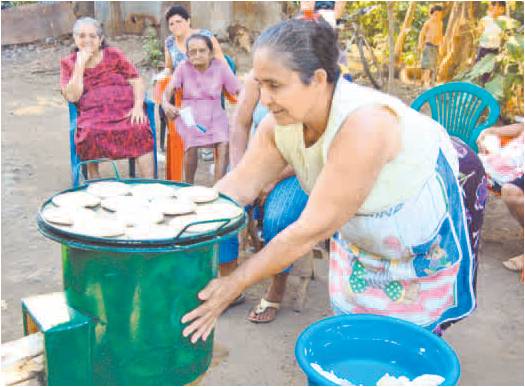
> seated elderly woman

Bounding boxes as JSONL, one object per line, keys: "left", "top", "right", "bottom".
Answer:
{"left": 162, "top": 33, "right": 240, "bottom": 184}
{"left": 181, "top": 18, "right": 487, "bottom": 343}
{"left": 60, "top": 17, "right": 154, "bottom": 179}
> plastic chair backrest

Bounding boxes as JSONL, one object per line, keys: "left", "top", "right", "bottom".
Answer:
{"left": 222, "top": 55, "right": 238, "bottom": 107}
{"left": 410, "top": 82, "right": 500, "bottom": 152}
{"left": 68, "top": 99, "right": 158, "bottom": 187}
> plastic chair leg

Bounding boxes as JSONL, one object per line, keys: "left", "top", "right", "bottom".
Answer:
{"left": 159, "top": 106, "right": 167, "bottom": 152}
{"left": 81, "top": 164, "right": 88, "bottom": 180}
{"left": 129, "top": 158, "right": 136, "bottom": 178}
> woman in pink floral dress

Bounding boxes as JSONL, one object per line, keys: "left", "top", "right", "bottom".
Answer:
{"left": 60, "top": 17, "right": 154, "bottom": 179}
{"left": 162, "top": 34, "right": 240, "bottom": 184}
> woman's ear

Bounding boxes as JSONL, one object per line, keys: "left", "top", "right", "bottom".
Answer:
{"left": 312, "top": 68, "right": 328, "bottom": 87}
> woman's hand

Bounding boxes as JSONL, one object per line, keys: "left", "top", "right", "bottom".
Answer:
{"left": 162, "top": 103, "right": 179, "bottom": 120}
{"left": 126, "top": 104, "right": 146, "bottom": 125}
{"left": 181, "top": 276, "right": 243, "bottom": 343}
{"left": 76, "top": 48, "right": 94, "bottom": 67}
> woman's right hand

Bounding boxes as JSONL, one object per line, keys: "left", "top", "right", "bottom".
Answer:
{"left": 163, "top": 103, "right": 179, "bottom": 120}
{"left": 182, "top": 276, "right": 244, "bottom": 343}
{"left": 76, "top": 48, "right": 94, "bottom": 67}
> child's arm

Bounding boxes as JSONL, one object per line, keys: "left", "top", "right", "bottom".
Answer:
{"left": 418, "top": 21, "right": 429, "bottom": 52}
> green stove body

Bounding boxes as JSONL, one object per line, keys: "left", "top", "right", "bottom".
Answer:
{"left": 29, "top": 179, "right": 246, "bottom": 385}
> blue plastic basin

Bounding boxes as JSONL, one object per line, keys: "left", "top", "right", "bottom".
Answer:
{"left": 295, "top": 314, "right": 460, "bottom": 386}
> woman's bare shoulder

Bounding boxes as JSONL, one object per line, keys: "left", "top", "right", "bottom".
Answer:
{"left": 334, "top": 104, "right": 402, "bottom": 161}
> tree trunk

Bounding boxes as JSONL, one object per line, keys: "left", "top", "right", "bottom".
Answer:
{"left": 387, "top": 2, "right": 395, "bottom": 91}
{"left": 437, "top": 3, "right": 477, "bottom": 82}
{"left": 442, "top": 2, "right": 454, "bottom": 19}
{"left": 436, "top": 2, "right": 461, "bottom": 81}
{"left": 394, "top": 2, "right": 416, "bottom": 66}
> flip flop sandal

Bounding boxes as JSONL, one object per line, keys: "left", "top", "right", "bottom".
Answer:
{"left": 247, "top": 297, "right": 281, "bottom": 324}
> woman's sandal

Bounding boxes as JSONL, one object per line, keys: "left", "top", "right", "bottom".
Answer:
{"left": 247, "top": 297, "right": 281, "bottom": 323}
{"left": 502, "top": 255, "right": 524, "bottom": 272}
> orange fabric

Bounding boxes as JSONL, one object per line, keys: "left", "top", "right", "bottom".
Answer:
{"left": 166, "top": 88, "right": 185, "bottom": 181}
{"left": 153, "top": 77, "right": 171, "bottom": 105}
{"left": 224, "top": 90, "right": 238, "bottom": 104}
{"left": 500, "top": 135, "right": 513, "bottom": 147}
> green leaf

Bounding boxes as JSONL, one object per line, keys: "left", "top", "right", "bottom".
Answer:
{"left": 496, "top": 16, "right": 520, "bottom": 31}
{"left": 458, "top": 54, "right": 497, "bottom": 80}
{"left": 485, "top": 74, "right": 506, "bottom": 101}
{"left": 505, "top": 36, "right": 524, "bottom": 62}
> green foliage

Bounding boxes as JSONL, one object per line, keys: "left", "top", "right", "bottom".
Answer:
{"left": 142, "top": 27, "right": 162, "bottom": 69}
{"left": 1, "top": 1, "right": 36, "bottom": 8}
{"left": 342, "top": 2, "right": 432, "bottom": 63}
{"left": 456, "top": 20, "right": 524, "bottom": 119}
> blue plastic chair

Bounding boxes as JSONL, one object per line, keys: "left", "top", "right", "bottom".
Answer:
{"left": 411, "top": 82, "right": 500, "bottom": 152}
{"left": 68, "top": 99, "right": 158, "bottom": 187}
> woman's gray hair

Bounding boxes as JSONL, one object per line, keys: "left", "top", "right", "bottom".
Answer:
{"left": 253, "top": 19, "right": 339, "bottom": 85}
{"left": 73, "top": 17, "right": 104, "bottom": 38}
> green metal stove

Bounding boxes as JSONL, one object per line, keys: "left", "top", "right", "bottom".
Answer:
{"left": 26, "top": 178, "right": 246, "bottom": 385}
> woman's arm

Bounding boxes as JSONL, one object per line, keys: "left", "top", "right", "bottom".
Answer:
{"left": 182, "top": 105, "right": 402, "bottom": 343}
{"left": 477, "top": 123, "right": 524, "bottom": 153}
{"left": 211, "top": 35, "right": 226, "bottom": 62}
{"left": 334, "top": 1, "right": 347, "bottom": 20}
{"left": 61, "top": 50, "right": 92, "bottom": 102}
{"left": 161, "top": 70, "right": 180, "bottom": 120}
{"left": 164, "top": 45, "right": 174, "bottom": 73}
{"left": 126, "top": 77, "right": 146, "bottom": 125}
{"left": 230, "top": 72, "right": 260, "bottom": 167}
{"left": 215, "top": 113, "right": 288, "bottom": 206}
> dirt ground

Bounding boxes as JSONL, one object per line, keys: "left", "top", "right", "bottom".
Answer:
{"left": 1, "top": 36, "right": 523, "bottom": 386}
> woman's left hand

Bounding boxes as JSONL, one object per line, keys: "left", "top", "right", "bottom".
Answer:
{"left": 126, "top": 104, "right": 146, "bottom": 125}
{"left": 181, "top": 276, "right": 243, "bottom": 343}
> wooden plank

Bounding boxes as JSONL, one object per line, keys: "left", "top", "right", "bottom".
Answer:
{"left": 1, "top": 333, "right": 44, "bottom": 386}
{"left": 1, "top": 3, "right": 76, "bottom": 45}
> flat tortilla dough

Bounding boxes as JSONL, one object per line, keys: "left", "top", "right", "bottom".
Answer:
{"left": 101, "top": 196, "right": 150, "bottom": 212}
{"left": 126, "top": 224, "right": 179, "bottom": 240}
{"left": 131, "top": 183, "right": 177, "bottom": 200}
{"left": 71, "top": 216, "right": 126, "bottom": 238}
{"left": 41, "top": 207, "right": 75, "bottom": 225}
{"left": 176, "top": 186, "right": 219, "bottom": 203}
{"left": 149, "top": 197, "right": 196, "bottom": 215}
{"left": 86, "top": 181, "right": 130, "bottom": 198}
{"left": 115, "top": 208, "right": 164, "bottom": 227}
{"left": 52, "top": 191, "right": 100, "bottom": 208}
{"left": 196, "top": 202, "right": 243, "bottom": 220}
